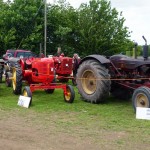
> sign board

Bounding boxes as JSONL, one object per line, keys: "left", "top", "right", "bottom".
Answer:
{"left": 136, "top": 107, "right": 150, "bottom": 120}
{"left": 18, "top": 95, "right": 31, "bottom": 108}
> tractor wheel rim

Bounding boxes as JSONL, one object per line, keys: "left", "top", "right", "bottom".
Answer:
{"left": 81, "top": 70, "right": 96, "bottom": 94}
{"left": 65, "top": 88, "right": 71, "bottom": 101}
{"left": 23, "top": 90, "right": 28, "bottom": 97}
{"left": 12, "top": 69, "right": 16, "bottom": 90}
{"left": 136, "top": 93, "right": 149, "bottom": 108}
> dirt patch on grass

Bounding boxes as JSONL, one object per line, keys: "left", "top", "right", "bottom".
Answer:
{"left": 0, "top": 109, "right": 101, "bottom": 150}
{"left": 0, "top": 109, "right": 149, "bottom": 150}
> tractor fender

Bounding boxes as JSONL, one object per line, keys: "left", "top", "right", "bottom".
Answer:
{"left": 7, "top": 58, "right": 20, "bottom": 68}
{"left": 79, "top": 55, "right": 110, "bottom": 66}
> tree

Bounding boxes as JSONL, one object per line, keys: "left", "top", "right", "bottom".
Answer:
{"left": 0, "top": 0, "right": 132, "bottom": 58}
{"left": 0, "top": 0, "right": 44, "bottom": 54}
{"left": 0, "top": 0, "right": 16, "bottom": 55}
{"left": 47, "top": 0, "right": 78, "bottom": 56}
{"left": 76, "top": 0, "right": 131, "bottom": 57}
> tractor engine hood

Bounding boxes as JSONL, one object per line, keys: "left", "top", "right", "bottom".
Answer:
{"left": 110, "top": 54, "right": 150, "bottom": 69}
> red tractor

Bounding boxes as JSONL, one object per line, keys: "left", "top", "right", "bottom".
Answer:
{"left": 52, "top": 54, "right": 74, "bottom": 82}
{"left": 9, "top": 57, "right": 75, "bottom": 106}
{"left": 76, "top": 36, "right": 150, "bottom": 111}
{"left": 6, "top": 53, "right": 75, "bottom": 87}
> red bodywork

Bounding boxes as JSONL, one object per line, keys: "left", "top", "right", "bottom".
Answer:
{"left": 20, "top": 57, "right": 55, "bottom": 84}
{"left": 20, "top": 55, "right": 74, "bottom": 84}
{"left": 19, "top": 57, "right": 72, "bottom": 96}
{"left": 53, "top": 55, "right": 73, "bottom": 77}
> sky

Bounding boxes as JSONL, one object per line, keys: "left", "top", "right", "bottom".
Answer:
{"left": 48, "top": 0, "right": 150, "bottom": 45}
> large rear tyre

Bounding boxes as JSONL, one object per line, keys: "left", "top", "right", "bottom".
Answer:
{"left": 132, "top": 86, "right": 150, "bottom": 112}
{"left": 12, "top": 63, "right": 22, "bottom": 95}
{"left": 64, "top": 85, "right": 75, "bottom": 103}
{"left": 76, "top": 59, "right": 111, "bottom": 103}
{"left": 5, "top": 72, "right": 12, "bottom": 87}
{"left": 22, "top": 86, "right": 32, "bottom": 107}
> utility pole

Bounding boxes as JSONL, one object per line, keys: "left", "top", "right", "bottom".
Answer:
{"left": 44, "top": 0, "right": 47, "bottom": 56}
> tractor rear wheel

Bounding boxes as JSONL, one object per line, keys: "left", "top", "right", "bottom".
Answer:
{"left": 64, "top": 85, "right": 75, "bottom": 103}
{"left": 22, "top": 86, "right": 32, "bottom": 107}
{"left": 132, "top": 86, "right": 150, "bottom": 112}
{"left": 5, "top": 72, "right": 12, "bottom": 87}
{"left": 12, "top": 63, "right": 22, "bottom": 95}
{"left": 76, "top": 59, "right": 111, "bottom": 103}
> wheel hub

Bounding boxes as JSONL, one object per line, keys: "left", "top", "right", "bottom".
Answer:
{"left": 89, "top": 80, "right": 94, "bottom": 85}
{"left": 12, "top": 68, "right": 17, "bottom": 90}
{"left": 137, "top": 93, "right": 148, "bottom": 107}
{"left": 140, "top": 100, "right": 145, "bottom": 105}
{"left": 81, "top": 70, "right": 96, "bottom": 94}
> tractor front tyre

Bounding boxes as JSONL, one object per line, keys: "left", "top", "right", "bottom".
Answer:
{"left": 22, "top": 86, "right": 32, "bottom": 107}
{"left": 132, "top": 86, "right": 150, "bottom": 112}
{"left": 64, "top": 85, "right": 75, "bottom": 103}
{"left": 76, "top": 59, "right": 111, "bottom": 103}
{"left": 12, "top": 65, "right": 22, "bottom": 95}
{"left": 5, "top": 72, "right": 12, "bottom": 87}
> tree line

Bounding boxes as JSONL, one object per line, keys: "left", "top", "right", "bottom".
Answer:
{"left": 0, "top": 0, "right": 133, "bottom": 57}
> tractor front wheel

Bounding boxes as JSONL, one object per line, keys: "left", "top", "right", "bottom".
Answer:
{"left": 22, "top": 86, "right": 32, "bottom": 107}
{"left": 64, "top": 85, "right": 75, "bottom": 103}
{"left": 132, "top": 86, "right": 150, "bottom": 112}
{"left": 12, "top": 64, "right": 22, "bottom": 95}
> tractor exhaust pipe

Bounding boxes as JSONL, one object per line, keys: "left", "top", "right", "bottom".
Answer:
{"left": 142, "top": 36, "right": 148, "bottom": 60}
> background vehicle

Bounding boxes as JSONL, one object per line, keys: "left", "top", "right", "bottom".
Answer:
{"left": 76, "top": 36, "right": 150, "bottom": 111}
{"left": 3, "top": 49, "right": 37, "bottom": 61}
{"left": 3, "top": 49, "right": 37, "bottom": 87}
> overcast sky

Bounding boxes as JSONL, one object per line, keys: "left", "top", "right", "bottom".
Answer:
{"left": 48, "top": 0, "right": 150, "bottom": 45}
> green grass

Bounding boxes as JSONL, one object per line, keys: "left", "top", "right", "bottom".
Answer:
{"left": 0, "top": 80, "right": 150, "bottom": 149}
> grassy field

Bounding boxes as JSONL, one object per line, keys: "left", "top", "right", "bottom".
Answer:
{"left": 0, "top": 80, "right": 150, "bottom": 149}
